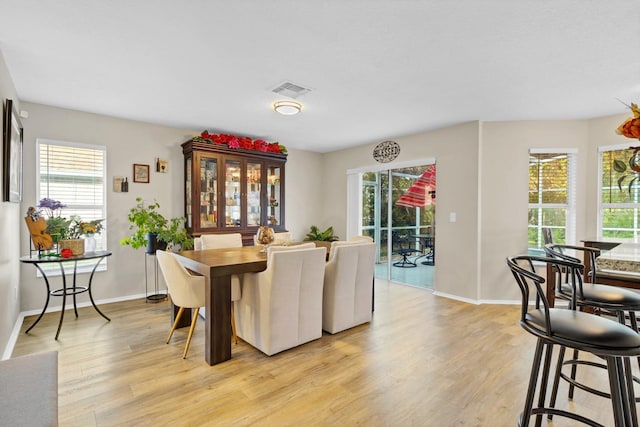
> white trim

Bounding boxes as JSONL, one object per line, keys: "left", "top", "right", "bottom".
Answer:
{"left": 346, "top": 157, "right": 436, "bottom": 175}
{"left": 599, "top": 142, "right": 633, "bottom": 152}
{"left": 529, "top": 148, "right": 578, "bottom": 154}
{"left": 432, "top": 291, "right": 481, "bottom": 305}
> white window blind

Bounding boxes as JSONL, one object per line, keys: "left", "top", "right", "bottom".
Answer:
{"left": 528, "top": 150, "right": 576, "bottom": 254}
{"left": 599, "top": 145, "right": 640, "bottom": 238}
{"left": 37, "top": 139, "right": 107, "bottom": 273}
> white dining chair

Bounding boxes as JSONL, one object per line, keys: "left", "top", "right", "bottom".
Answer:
{"left": 156, "top": 250, "right": 206, "bottom": 359}
{"left": 235, "top": 244, "right": 326, "bottom": 356}
{"left": 323, "top": 241, "right": 376, "bottom": 333}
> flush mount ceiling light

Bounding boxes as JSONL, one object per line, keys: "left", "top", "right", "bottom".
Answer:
{"left": 273, "top": 100, "right": 302, "bottom": 115}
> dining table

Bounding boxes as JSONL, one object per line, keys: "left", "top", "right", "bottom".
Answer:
{"left": 174, "top": 245, "right": 268, "bottom": 365}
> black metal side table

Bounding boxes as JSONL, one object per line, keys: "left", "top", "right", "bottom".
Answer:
{"left": 20, "top": 250, "right": 112, "bottom": 339}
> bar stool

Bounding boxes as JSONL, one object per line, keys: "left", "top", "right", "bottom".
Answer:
{"left": 545, "top": 244, "right": 640, "bottom": 406}
{"left": 507, "top": 255, "right": 640, "bottom": 427}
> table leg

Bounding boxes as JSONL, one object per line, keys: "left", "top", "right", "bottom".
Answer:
{"left": 87, "top": 256, "right": 110, "bottom": 322}
{"left": 55, "top": 263, "right": 67, "bottom": 340}
{"left": 25, "top": 263, "right": 52, "bottom": 334}
{"left": 546, "top": 262, "right": 556, "bottom": 308}
{"left": 205, "top": 274, "right": 232, "bottom": 365}
{"left": 72, "top": 261, "right": 79, "bottom": 318}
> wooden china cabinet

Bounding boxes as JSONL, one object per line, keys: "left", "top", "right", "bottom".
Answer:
{"left": 182, "top": 139, "right": 287, "bottom": 245}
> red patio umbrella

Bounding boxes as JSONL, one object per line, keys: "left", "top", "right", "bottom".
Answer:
{"left": 396, "top": 165, "right": 436, "bottom": 208}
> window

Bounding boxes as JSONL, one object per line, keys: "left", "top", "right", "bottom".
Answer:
{"left": 37, "top": 139, "right": 107, "bottom": 272}
{"left": 599, "top": 145, "right": 640, "bottom": 238}
{"left": 528, "top": 150, "right": 576, "bottom": 254}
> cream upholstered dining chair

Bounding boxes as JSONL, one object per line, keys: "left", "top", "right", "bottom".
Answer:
{"left": 234, "top": 243, "right": 326, "bottom": 356}
{"left": 193, "top": 233, "right": 243, "bottom": 344}
{"left": 156, "top": 250, "right": 205, "bottom": 359}
{"left": 348, "top": 235, "right": 373, "bottom": 242}
{"left": 322, "top": 241, "right": 376, "bottom": 334}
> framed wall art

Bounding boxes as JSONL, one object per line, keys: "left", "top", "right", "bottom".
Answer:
{"left": 155, "top": 158, "right": 168, "bottom": 173}
{"left": 3, "top": 99, "right": 23, "bottom": 202}
{"left": 133, "top": 163, "right": 150, "bottom": 183}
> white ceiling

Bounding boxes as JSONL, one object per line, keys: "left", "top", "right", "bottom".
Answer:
{"left": 1, "top": 0, "right": 639, "bottom": 153}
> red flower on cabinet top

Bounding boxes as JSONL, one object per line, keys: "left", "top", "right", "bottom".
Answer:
{"left": 194, "top": 131, "right": 287, "bottom": 154}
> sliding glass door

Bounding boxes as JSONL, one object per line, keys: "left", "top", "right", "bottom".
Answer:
{"left": 359, "top": 163, "right": 435, "bottom": 289}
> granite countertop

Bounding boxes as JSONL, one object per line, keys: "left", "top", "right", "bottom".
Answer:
{"left": 596, "top": 242, "right": 640, "bottom": 274}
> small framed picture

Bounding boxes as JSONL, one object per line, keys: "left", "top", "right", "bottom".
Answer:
{"left": 133, "top": 164, "right": 150, "bottom": 183}
{"left": 156, "top": 158, "right": 168, "bottom": 173}
{"left": 113, "top": 176, "right": 123, "bottom": 192}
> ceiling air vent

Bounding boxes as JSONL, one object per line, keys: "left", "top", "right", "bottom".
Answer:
{"left": 271, "top": 81, "right": 311, "bottom": 99}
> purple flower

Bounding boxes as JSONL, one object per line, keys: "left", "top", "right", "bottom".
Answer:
{"left": 37, "top": 198, "right": 67, "bottom": 217}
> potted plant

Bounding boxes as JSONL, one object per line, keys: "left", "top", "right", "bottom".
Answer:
{"left": 157, "top": 216, "right": 193, "bottom": 251}
{"left": 303, "top": 225, "right": 339, "bottom": 251}
{"left": 120, "top": 197, "right": 193, "bottom": 253}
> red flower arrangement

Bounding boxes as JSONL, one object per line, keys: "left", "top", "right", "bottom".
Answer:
{"left": 193, "top": 130, "right": 287, "bottom": 154}
{"left": 617, "top": 101, "right": 640, "bottom": 140}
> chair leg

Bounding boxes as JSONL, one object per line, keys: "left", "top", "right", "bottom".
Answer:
{"left": 183, "top": 308, "right": 199, "bottom": 359}
{"left": 167, "top": 306, "right": 184, "bottom": 344}
{"left": 606, "top": 356, "right": 627, "bottom": 427}
{"left": 548, "top": 345, "right": 567, "bottom": 420}
{"left": 521, "top": 339, "right": 545, "bottom": 427}
{"left": 231, "top": 303, "right": 238, "bottom": 344}
{"left": 535, "top": 342, "right": 554, "bottom": 427}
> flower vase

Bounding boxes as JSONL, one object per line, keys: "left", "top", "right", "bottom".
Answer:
{"left": 256, "top": 226, "right": 275, "bottom": 253}
{"left": 84, "top": 234, "right": 97, "bottom": 253}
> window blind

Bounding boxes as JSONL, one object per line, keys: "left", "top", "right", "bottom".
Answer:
{"left": 37, "top": 139, "right": 107, "bottom": 273}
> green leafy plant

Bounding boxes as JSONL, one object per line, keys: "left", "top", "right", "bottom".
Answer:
{"left": 120, "top": 197, "right": 193, "bottom": 251}
{"left": 303, "top": 225, "right": 339, "bottom": 242}
{"left": 157, "top": 216, "right": 193, "bottom": 251}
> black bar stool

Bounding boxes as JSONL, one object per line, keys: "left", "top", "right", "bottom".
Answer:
{"left": 545, "top": 244, "right": 640, "bottom": 408}
{"left": 507, "top": 255, "right": 640, "bottom": 427}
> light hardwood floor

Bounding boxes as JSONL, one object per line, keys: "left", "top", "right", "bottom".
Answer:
{"left": 13, "top": 280, "right": 624, "bottom": 426}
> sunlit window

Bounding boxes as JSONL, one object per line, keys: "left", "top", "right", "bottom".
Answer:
{"left": 528, "top": 150, "right": 576, "bottom": 254}
{"left": 599, "top": 145, "right": 640, "bottom": 239}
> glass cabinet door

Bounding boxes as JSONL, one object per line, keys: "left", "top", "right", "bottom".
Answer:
{"left": 267, "top": 165, "right": 282, "bottom": 227}
{"left": 247, "top": 162, "right": 261, "bottom": 227}
{"left": 224, "top": 159, "right": 242, "bottom": 228}
{"left": 200, "top": 156, "right": 218, "bottom": 229}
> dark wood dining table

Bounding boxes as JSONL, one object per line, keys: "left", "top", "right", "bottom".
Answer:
{"left": 174, "top": 246, "right": 268, "bottom": 365}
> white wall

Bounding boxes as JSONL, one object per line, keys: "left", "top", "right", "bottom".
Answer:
{"left": 281, "top": 148, "right": 324, "bottom": 242}
{"left": 19, "top": 102, "right": 196, "bottom": 312}
{"left": 479, "top": 120, "right": 591, "bottom": 301}
{"left": 0, "top": 50, "right": 21, "bottom": 357}
{"left": 322, "top": 122, "right": 481, "bottom": 301}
